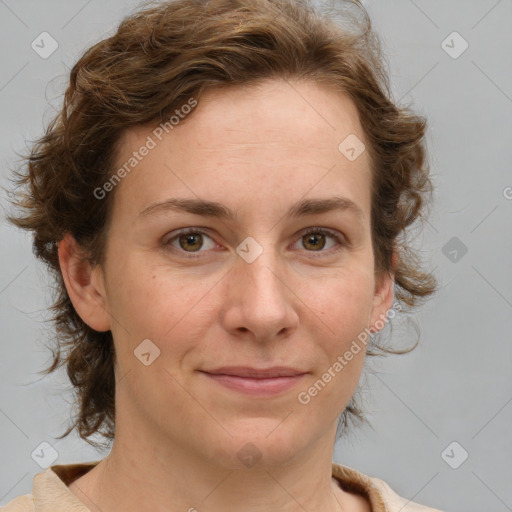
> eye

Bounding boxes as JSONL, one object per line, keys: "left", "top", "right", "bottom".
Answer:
{"left": 163, "top": 226, "right": 347, "bottom": 259}
{"left": 293, "top": 227, "right": 345, "bottom": 253}
{"left": 164, "top": 228, "right": 217, "bottom": 255}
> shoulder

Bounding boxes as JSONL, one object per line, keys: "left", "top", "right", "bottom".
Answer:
{"left": 369, "top": 476, "right": 443, "bottom": 511}
{"left": 0, "top": 494, "right": 36, "bottom": 511}
{"left": 332, "top": 462, "right": 444, "bottom": 512}
{"left": 1, "top": 461, "right": 99, "bottom": 512}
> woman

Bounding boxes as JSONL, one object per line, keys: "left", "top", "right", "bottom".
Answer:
{"left": 4, "top": 0, "right": 440, "bottom": 510}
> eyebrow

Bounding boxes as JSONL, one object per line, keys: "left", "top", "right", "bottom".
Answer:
{"left": 138, "top": 196, "right": 365, "bottom": 223}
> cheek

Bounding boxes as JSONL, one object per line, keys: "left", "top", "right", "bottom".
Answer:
{"left": 104, "top": 254, "right": 219, "bottom": 350}
{"left": 297, "top": 275, "right": 373, "bottom": 408}
{"left": 301, "top": 267, "right": 375, "bottom": 344}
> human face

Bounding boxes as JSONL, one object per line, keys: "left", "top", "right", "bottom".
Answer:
{"left": 97, "top": 78, "right": 393, "bottom": 468}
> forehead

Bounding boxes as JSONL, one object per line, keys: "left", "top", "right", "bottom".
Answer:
{"left": 111, "top": 78, "right": 372, "bottom": 222}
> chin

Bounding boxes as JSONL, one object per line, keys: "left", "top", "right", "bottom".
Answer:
{"left": 205, "top": 418, "right": 315, "bottom": 470}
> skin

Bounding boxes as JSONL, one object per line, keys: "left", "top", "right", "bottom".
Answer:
{"left": 60, "top": 78, "right": 395, "bottom": 512}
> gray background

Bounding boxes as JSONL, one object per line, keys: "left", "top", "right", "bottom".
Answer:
{"left": 0, "top": 1, "right": 511, "bottom": 511}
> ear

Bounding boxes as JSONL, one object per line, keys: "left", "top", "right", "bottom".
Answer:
{"left": 58, "top": 233, "right": 111, "bottom": 332}
{"left": 368, "top": 248, "right": 397, "bottom": 335}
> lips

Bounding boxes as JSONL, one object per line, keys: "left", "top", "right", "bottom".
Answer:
{"left": 201, "top": 366, "right": 307, "bottom": 378}
{"left": 199, "top": 367, "right": 308, "bottom": 396}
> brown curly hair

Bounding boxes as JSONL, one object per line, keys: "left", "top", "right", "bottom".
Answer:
{"left": 7, "top": 0, "right": 437, "bottom": 449}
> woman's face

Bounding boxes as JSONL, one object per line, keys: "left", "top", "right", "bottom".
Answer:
{"left": 95, "top": 78, "right": 394, "bottom": 467}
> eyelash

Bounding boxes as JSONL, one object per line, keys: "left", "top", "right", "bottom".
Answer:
{"left": 163, "top": 227, "right": 348, "bottom": 259}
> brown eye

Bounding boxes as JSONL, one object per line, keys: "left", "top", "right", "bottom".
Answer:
{"left": 178, "top": 233, "right": 204, "bottom": 252}
{"left": 302, "top": 232, "right": 326, "bottom": 251}
{"left": 164, "top": 228, "right": 217, "bottom": 258}
{"left": 294, "top": 228, "right": 345, "bottom": 254}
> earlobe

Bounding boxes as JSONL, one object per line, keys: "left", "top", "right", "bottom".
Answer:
{"left": 369, "top": 273, "right": 394, "bottom": 335}
{"left": 58, "top": 233, "right": 111, "bottom": 332}
{"left": 369, "top": 249, "right": 398, "bottom": 334}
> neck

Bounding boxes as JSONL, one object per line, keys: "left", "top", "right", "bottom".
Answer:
{"left": 68, "top": 421, "right": 354, "bottom": 512}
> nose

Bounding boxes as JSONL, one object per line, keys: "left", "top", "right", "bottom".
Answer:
{"left": 219, "top": 247, "right": 299, "bottom": 342}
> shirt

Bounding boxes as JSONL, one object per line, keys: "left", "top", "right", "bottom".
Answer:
{"left": 1, "top": 461, "right": 443, "bottom": 511}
